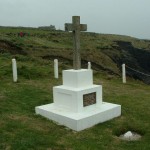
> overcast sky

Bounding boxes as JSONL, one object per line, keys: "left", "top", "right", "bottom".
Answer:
{"left": 0, "top": 0, "right": 150, "bottom": 39}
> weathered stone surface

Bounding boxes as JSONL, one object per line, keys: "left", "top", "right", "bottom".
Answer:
{"left": 65, "top": 16, "right": 87, "bottom": 70}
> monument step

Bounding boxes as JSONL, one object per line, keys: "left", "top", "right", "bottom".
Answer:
{"left": 35, "top": 102, "right": 121, "bottom": 131}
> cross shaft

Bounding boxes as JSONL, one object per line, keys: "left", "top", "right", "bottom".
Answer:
{"left": 65, "top": 16, "right": 87, "bottom": 70}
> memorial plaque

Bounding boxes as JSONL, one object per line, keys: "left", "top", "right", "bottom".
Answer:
{"left": 83, "top": 92, "right": 96, "bottom": 107}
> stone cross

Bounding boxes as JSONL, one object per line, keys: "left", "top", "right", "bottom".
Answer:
{"left": 65, "top": 16, "right": 87, "bottom": 70}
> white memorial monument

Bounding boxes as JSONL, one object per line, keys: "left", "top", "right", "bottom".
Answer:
{"left": 35, "top": 16, "right": 121, "bottom": 131}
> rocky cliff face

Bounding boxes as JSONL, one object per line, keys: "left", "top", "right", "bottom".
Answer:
{"left": 102, "top": 41, "right": 150, "bottom": 84}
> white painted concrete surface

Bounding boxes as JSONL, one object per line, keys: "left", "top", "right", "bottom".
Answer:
{"left": 35, "top": 102, "right": 121, "bottom": 131}
{"left": 35, "top": 69, "right": 121, "bottom": 131}
{"left": 53, "top": 85, "right": 102, "bottom": 113}
{"left": 63, "top": 69, "right": 93, "bottom": 88}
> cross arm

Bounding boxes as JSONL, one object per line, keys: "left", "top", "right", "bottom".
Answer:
{"left": 65, "top": 23, "right": 73, "bottom": 31}
{"left": 65, "top": 23, "right": 87, "bottom": 32}
{"left": 80, "top": 24, "right": 87, "bottom": 31}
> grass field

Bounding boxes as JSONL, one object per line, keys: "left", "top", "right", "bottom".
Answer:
{"left": 0, "top": 53, "right": 150, "bottom": 150}
{"left": 0, "top": 27, "right": 150, "bottom": 150}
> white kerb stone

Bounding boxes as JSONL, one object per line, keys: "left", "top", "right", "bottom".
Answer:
{"left": 54, "top": 59, "right": 59, "bottom": 78}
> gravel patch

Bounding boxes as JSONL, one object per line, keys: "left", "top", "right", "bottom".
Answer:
{"left": 119, "top": 131, "right": 142, "bottom": 141}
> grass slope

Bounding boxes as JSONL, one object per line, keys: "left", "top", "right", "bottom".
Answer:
{"left": 0, "top": 27, "right": 150, "bottom": 150}
{"left": 1, "top": 27, "right": 150, "bottom": 76}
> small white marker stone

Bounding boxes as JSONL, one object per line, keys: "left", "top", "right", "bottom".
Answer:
{"left": 88, "top": 62, "right": 91, "bottom": 70}
{"left": 12, "top": 58, "right": 18, "bottom": 82}
{"left": 122, "top": 64, "right": 126, "bottom": 83}
{"left": 54, "top": 59, "right": 59, "bottom": 79}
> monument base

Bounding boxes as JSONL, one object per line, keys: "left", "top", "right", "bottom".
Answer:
{"left": 35, "top": 102, "right": 121, "bottom": 131}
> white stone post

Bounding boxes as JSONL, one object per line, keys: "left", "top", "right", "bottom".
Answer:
{"left": 54, "top": 59, "right": 59, "bottom": 79}
{"left": 88, "top": 62, "right": 91, "bottom": 70}
{"left": 12, "top": 58, "right": 18, "bottom": 82}
{"left": 122, "top": 64, "right": 126, "bottom": 83}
